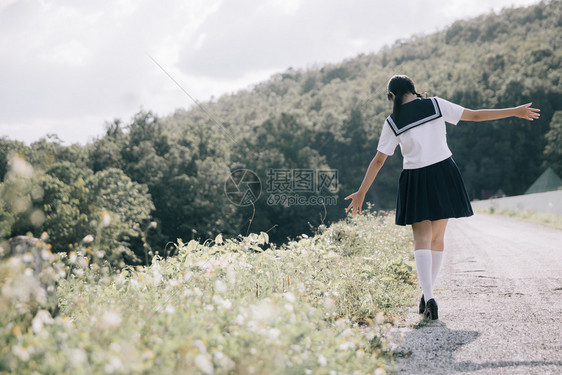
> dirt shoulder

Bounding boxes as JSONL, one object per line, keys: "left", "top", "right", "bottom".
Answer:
{"left": 391, "top": 213, "right": 562, "bottom": 374}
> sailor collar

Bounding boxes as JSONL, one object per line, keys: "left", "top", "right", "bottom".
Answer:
{"left": 386, "top": 97, "right": 442, "bottom": 136}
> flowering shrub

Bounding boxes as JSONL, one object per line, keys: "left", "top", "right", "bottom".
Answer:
{"left": 0, "top": 211, "right": 415, "bottom": 374}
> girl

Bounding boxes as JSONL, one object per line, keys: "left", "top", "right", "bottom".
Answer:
{"left": 344, "top": 75, "right": 540, "bottom": 320}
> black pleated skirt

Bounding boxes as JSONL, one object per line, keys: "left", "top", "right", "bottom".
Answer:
{"left": 395, "top": 157, "right": 473, "bottom": 226}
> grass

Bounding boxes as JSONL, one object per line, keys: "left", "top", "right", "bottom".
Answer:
{"left": 477, "top": 207, "right": 562, "bottom": 230}
{"left": 0, "top": 209, "right": 417, "bottom": 374}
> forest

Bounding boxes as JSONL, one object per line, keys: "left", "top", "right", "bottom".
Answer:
{"left": 1, "top": 1, "right": 560, "bottom": 266}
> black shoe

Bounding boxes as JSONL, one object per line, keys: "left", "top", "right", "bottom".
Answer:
{"left": 423, "top": 298, "right": 439, "bottom": 320}
{"left": 418, "top": 295, "right": 425, "bottom": 314}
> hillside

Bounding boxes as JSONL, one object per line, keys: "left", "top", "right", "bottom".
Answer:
{"left": 1, "top": 0, "right": 560, "bottom": 259}
{"left": 160, "top": 0, "right": 561, "bottom": 242}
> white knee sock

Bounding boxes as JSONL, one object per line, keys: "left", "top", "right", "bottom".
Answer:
{"left": 431, "top": 250, "right": 444, "bottom": 285}
{"left": 414, "top": 249, "right": 434, "bottom": 301}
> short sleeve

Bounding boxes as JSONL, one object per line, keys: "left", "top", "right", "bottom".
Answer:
{"left": 377, "top": 120, "right": 399, "bottom": 156}
{"left": 436, "top": 97, "right": 465, "bottom": 125}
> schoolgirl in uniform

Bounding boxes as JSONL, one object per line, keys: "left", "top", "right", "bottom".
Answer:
{"left": 345, "top": 75, "right": 540, "bottom": 320}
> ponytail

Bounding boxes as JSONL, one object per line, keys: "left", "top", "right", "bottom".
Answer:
{"left": 387, "top": 75, "right": 421, "bottom": 121}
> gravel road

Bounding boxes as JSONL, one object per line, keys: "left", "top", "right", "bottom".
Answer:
{"left": 391, "top": 213, "right": 562, "bottom": 374}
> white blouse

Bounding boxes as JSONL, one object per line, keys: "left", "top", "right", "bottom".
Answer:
{"left": 377, "top": 97, "right": 465, "bottom": 169}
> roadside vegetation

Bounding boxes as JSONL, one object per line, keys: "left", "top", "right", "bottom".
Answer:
{"left": 478, "top": 207, "right": 562, "bottom": 230}
{"left": 1, "top": 209, "right": 416, "bottom": 374}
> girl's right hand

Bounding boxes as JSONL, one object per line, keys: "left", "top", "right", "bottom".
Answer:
{"left": 344, "top": 191, "right": 365, "bottom": 217}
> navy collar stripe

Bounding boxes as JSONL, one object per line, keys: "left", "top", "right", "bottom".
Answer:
{"left": 386, "top": 98, "right": 442, "bottom": 136}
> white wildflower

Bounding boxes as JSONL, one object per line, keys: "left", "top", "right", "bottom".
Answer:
{"left": 195, "top": 354, "right": 214, "bottom": 374}
{"left": 195, "top": 260, "right": 213, "bottom": 272}
{"left": 335, "top": 318, "right": 347, "bottom": 328}
{"left": 251, "top": 300, "right": 278, "bottom": 324}
{"left": 375, "top": 312, "right": 384, "bottom": 325}
{"left": 23, "top": 252, "right": 34, "bottom": 263}
{"left": 267, "top": 328, "right": 281, "bottom": 339}
{"left": 214, "top": 280, "right": 227, "bottom": 294}
{"left": 194, "top": 340, "right": 207, "bottom": 353}
{"left": 340, "top": 328, "right": 353, "bottom": 338}
{"left": 184, "top": 270, "right": 193, "bottom": 283}
{"left": 100, "top": 310, "right": 122, "bottom": 329}
{"left": 73, "top": 268, "right": 84, "bottom": 276}
{"left": 12, "top": 345, "right": 33, "bottom": 361}
{"left": 213, "top": 350, "right": 235, "bottom": 371}
{"left": 82, "top": 234, "right": 94, "bottom": 243}
{"left": 165, "top": 305, "right": 176, "bottom": 314}
{"left": 374, "top": 368, "right": 386, "bottom": 375}
{"left": 152, "top": 269, "right": 162, "bottom": 286}
{"left": 317, "top": 354, "right": 328, "bottom": 366}
{"left": 69, "top": 348, "right": 88, "bottom": 365}
{"left": 104, "top": 357, "right": 123, "bottom": 374}
{"left": 32, "top": 310, "right": 53, "bottom": 334}
{"left": 212, "top": 295, "right": 232, "bottom": 309}
{"left": 115, "top": 274, "right": 126, "bottom": 286}
{"left": 41, "top": 248, "right": 53, "bottom": 261}
{"left": 235, "top": 314, "right": 245, "bottom": 325}
{"left": 142, "top": 349, "right": 155, "bottom": 360}
{"left": 323, "top": 297, "right": 335, "bottom": 309}
{"left": 226, "top": 267, "right": 236, "bottom": 283}
{"left": 338, "top": 341, "right": 355, "bottom": 350}
{"left": 283, "top": 292, "right": 296, "bottom": 303}
{"left": 102, "top": 212, "right": 111, "bottom": 227}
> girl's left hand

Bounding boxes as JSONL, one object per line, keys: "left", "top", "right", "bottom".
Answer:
{"left": 515, "top": 103, "right": 541, "bottom": 120}
{"left": 344, "top": 191, "right": 365, "bottom": 217}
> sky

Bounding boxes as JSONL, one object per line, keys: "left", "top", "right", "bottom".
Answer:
{"left": 0, "top": 0, "right": 541, "bottom": 145}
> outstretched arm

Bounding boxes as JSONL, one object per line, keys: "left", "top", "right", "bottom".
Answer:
{"left": 345, "top": 151, "right": 388, "bottom": 216}
{"left": 460, "top": 103, "right": 540, "bottom": 122}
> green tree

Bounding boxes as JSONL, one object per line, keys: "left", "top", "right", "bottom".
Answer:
{"left": 544, "top": 111, "right": 562, "bottom": 176}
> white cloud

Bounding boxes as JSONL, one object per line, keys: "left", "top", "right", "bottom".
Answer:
{"left": 0, "top": 0, "right": 542, "bottom": 144}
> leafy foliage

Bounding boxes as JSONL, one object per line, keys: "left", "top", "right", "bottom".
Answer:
{"left": 0, "top": 211, "right": 414, "bottom": 374}
{"left": 1, "top": 1, "right": 561, "bottom": 256}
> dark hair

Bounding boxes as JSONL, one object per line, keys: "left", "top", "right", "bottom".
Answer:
{"left": 387, "top": 75, "right": 422, "bottom": 120}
